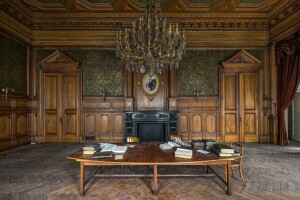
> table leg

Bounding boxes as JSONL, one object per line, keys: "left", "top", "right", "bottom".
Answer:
{"left": 227, "top": 161, "right": 232, "bottom": 195}
{"left": 153, "top": 165, "right": 158, "bottom": 196}
{"left": 80, "top": 162, "right": 85, "bottom": 196}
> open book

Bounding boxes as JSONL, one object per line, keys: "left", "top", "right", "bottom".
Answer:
{"left": 101, "top": 144, "right": 117, "bottom": 152}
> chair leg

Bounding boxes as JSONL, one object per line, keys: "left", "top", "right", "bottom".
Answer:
{"left": 225, "top": 166, "right": 227, "bottom": 182}
{"left": 239, "top": 165, "right": 246, "bottom": 186}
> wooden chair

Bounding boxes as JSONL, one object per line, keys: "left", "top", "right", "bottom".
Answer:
{"left": 127, "top": 136, "right": 139, "bottom": 143}
{"left": 170, "top": 134, "right": 182, "bottom": 141}
{"left": 225, "top": 143, "right": 246, "bottom": 186}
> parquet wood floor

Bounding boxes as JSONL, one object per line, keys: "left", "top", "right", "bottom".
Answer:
{"left": 0, "top": 142, "right": 300, "bottom": 200}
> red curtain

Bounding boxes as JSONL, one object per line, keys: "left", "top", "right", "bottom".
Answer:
{"left": 276, "top": 32, "right": 300, "bottom": 145}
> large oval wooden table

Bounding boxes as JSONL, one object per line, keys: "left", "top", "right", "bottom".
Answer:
{"left": 67, "top": 142, "right": 236, "bottom": 196}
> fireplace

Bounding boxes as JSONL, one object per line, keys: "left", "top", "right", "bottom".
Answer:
{"left": 125, "top": 111, "right": 177, "bottom": 142}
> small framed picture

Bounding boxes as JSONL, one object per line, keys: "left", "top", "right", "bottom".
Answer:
{"left": 142, "top": 73, "right": 160, "bottom": 95}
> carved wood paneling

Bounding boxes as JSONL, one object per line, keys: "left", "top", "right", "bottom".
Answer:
{"left": 82, "top": 97, "right": 125, "bottom": 142}
{"left": 0, "top": 113, "right": 12, "bottom": 139}
{"left": 0, "top": 97, "right": 30, "bottom": 151}
{"left": 176, "top": 97, "right": 219, "bottom": 141}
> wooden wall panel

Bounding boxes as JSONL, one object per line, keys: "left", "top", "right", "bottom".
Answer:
{"left": 0, "top": 114, "right": 12, "bottom": 138}
{"left": 82, "top": 97, "right": 126, "bottom": 142}
{"left": 112, "top": 113, "right": 124, "bottom": 134}
{"left": 0, "top": 97, "right": 30, "bottom": 151}
{"left": 83, "top": 113, "right": 98, "bottom": 134}
{"left": 176, "top": 97, "right": 219, "bottom": 141}
{"left": 178, "top": 113, "right": 189, "bottom": 133}
{"left": 191, "top": 114, "right": 202, "bottom": 133}
{"left": 16, "top": 113, "right": 28, "bottom": 136}
{"left": 99, "top": 114, "right": 110, "bottom": 134}
{"left": 206, "top": 113, "right": 217, "bottom": 133}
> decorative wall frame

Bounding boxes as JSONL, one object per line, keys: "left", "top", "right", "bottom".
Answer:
{"left": 142, "top": 73, "right": 160, "bottom": 101}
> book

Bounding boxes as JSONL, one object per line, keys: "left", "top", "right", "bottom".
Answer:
{"left": 168, "top": 141, "right": 181, "bottom": 147}
{"left": 101, "top": 144, "right": 117, "bottom": 152}
{"left": 202, "top": 139, "right": 217, "bottom": 150}
{"left": 213, "top": 143, "right": 234, "bottom": 153}
{"left": 160, "top": 143, "right": 173, "bottom": 150}
{"left": 113, "top": 146, "right": 128, "bottom": 154}
{"left": 192, "top": 140, "right": 205, "bottom": 150}
{"left": 91, "top": 151, "right": 113, "bottom": 159}
{"left": 211, "top": 146, "right": 233, "bottom": 157}
{"left": 83, "top": 150, "right": 96, "bottom": 155}
{"left": 175, "top": 148, "right": 193, "bottom": 159}
{"left": 196, "top": 149, "right": 210, "bottom": 154}
{"left": 83, "top": 144, "right": 101, "bottom": 154}
{"left": 174, "top": 140, "right": 192, "bottom": 148}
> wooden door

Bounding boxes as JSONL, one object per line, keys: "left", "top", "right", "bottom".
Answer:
{"left": 43, "top": 73, "right": 61, "bottom": 142}
{"left": 221, "top": 72, "right": 258, "bottom": 142}
{"left": 221, "top": 50, "right": 261, "bottom": 143}
{"left": 43, "top": 73, "right": 80, "bottom": 142}
{"left": 40, "top": 50, "right": 81, "bottom": 143}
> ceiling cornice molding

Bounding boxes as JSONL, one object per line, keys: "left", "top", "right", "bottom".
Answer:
{"left": 0, "top": 10, "right": 32, "bottom": 44}
{"left": 30, "top": 29, "right": 268, "bottom": 48}
{"left": 270, "top": 9, "right": 300, "bottom": 42}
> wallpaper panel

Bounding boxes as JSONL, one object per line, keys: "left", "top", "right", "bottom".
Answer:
{"left": 178, "top": 50, "right": 264, "bottom": 97}
{"left": 0, "top": 34, "right": 27, "bottom": 95}
{"left": 36, "top": 49, "right": 122, "bottom": 96}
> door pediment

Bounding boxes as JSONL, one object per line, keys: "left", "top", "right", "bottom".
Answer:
{"left": 222, "top": 50, "right": 261, "bottom": 72}
{"left": 40, "top": 50, "right": 79, "bottom": 72}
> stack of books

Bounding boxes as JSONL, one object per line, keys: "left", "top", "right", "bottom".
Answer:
{"left": 83, "top": 144, "right": 101, "bottom": 154}
{"left": 203, "top": 139, "right": 217, "bottom": 150}
{"left": 192, "top": 140, "right": 205, "bottom": 150}
{"left": 212, "top": 143, "right": 236, "bottom": 157}
{"left": 175, "top": 148, "right": 193, "bottom": 159}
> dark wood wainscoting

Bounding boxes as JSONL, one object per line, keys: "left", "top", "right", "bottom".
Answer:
{"left": 81, "top": 97, "right": 127, "bottom": 143}
{"left": 0, "top": 96, "right": 31, "bottom": 151}
{"left": 170, "top": 97, "right": 220, "bottom": 142}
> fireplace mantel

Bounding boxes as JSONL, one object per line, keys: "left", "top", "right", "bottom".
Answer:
{"left": 124, "top": 111, "right": 177, "bottom": 142}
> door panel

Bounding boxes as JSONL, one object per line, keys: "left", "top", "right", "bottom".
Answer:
{"left": 241, "top": 73, "right": 258, "bottom": 142}
{"left": 44, "top": 74, "right": 60, "bottom": 142}
{"left": 62, "top": 75, "right": 78, "bottom": 142}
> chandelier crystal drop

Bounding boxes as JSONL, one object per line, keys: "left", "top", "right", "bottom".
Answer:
{"left": 116, "top": 0, "right": 186, "bottom": 76}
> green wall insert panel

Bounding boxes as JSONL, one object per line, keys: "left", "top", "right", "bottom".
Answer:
{"left": 0, "top": 34, "right": 27, "bottom": 95}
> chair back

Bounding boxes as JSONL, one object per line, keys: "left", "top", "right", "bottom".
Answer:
{"left": 170, "top": 134, "right": 182, "bottom": 141}
{"left": 233, "top": 143, "right": 244, "bottom": 164}
{"left": 127, "top": 136, "right": 139, "bottom": 143}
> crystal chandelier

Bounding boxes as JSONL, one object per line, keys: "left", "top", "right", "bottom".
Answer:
{"left": 116, "top": 0, "right": 186, "bottom": 76}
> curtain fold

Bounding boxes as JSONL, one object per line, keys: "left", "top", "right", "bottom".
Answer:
{"left": 276, "top": 32, "right": 300, "bottom": 145}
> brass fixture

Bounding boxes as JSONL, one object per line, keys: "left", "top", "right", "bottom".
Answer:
{"left": 193, "top": 91, "right": 202, "bottom": 98}
{"left": 100, "top": 91, "right": 106, "bottom": 101}
{"left": 1, "top": 87, "right": 15, "bottom": 100}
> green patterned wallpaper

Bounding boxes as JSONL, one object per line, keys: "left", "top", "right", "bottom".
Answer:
{"left": 0, "top": 34, "right": 27, "bottom": 95}
{"left": 36, "top": 50, "right": 122, "bottom": 96}
{"left": 178, "top": 50, "right": 264, "bottom": 96}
